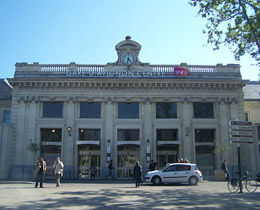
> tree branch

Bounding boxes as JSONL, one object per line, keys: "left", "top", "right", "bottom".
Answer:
{"left": 241, "top": 0, "right": 260, "bottom": 11}
{"left": 239, "top": 0, "right": 260, "bottom": 52}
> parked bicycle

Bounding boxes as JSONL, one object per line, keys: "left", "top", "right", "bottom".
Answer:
{"left": 227, "top": 170, "right": 257, "bottom": 193}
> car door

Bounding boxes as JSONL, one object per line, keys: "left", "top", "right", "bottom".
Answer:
{"left": 175, "top": 164, "right": 191, "bottom": 183}
{"left": 161, "top": 165, "right": 179, "bottom": 183}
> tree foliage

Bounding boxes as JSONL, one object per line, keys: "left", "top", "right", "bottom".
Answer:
{"left": 189, "top": 0, "right": 260, "bottom": 66}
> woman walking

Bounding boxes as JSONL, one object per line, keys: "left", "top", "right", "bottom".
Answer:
{"left": 53, "top": 157, "right": 64, "bottom": 188}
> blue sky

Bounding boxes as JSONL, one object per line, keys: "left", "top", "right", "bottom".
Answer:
{"left": 0, "top": 0, "right": 258, "bottom": 80}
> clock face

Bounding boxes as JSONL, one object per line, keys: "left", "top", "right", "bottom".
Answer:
{"left": 122, "top": 53, "right": 136, "bottom": 65}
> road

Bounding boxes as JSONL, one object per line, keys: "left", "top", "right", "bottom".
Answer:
{"left": 0, "top": 180, "right": 259, "bottom": 209}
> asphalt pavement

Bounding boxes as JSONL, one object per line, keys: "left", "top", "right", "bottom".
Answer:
{"left": 0, "top": 180, "right": 259, "bottom": 209}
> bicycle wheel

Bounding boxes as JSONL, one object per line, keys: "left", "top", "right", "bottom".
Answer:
{"left": 245, "top": 179, "right": 257, "bottom": 192}
{"left": 227, "top": 179, "right": 239, "bottom": 193}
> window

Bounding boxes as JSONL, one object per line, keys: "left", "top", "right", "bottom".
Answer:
{"left": 41, "top": 129, "right": 62, "bottom": 142}
{"left": 193, "top": 102, "right": 214, "bottom": 118}
{"left": 157, "top": 129, "right": 178, "bottom": 141}
{"left": 3, "top": 110, "right": 10, "bottom": 125}
{"left": 80, "top": 102, "right": 101, "bottom": 118}
{"left": 79, "top": 129, "right": 100, "bottom": 141}
{"left": 42, "top": 102, "right": 63, "bottom": 118}
{"left": 245, "top": 112, "right": 249, "bottom": 121}
{"left": 195, "top": 129, "right": 215, "bottom": 142}
{"left": 118, "top": 103, "right": 139, "bottom": 119}
{"left": 117, "top": 129, "right": 140, "bottom": 141}
{"left": 257, "top": 127, "right": 260, "bottom": 141}
{"left": 164, "top": 165, "right": 191, "bottom": 172}
{"left": 164, "top": 165, "right": 177, "bottom": 172}
{"left": 156, "top": 103, "right": 177, "bottom": 118}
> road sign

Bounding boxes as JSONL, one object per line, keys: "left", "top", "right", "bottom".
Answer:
{"left": 229, "top": 121, "right": 252, "bottom": 126}
{"left": 229, "top": 127, "right": 253, "bottom": 132}
{"left": 230, "top": 134, "right": 253, "bottom": 138}
{"left": 231, "top": 140, "right": 254, "bottom": 144}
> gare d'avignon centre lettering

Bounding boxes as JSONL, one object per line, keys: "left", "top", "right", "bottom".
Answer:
{"left": 66, "top": 67, "right": 189, "bottom": 78}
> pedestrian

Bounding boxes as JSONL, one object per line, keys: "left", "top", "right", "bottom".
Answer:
{"left": 133, "top": 161, "right": 142, "bottom": 188}
{"left": 105, "top": 160, "right": 115, "bottom": 180}
{"left": 184, "top": 159, "right": 189, "bottom": 163}
{"left": 148, "top": 160, "right": 157, "bottom": 171}
{"left": 90, "top": 161, "right": 96, "bottom": 180}
{"left": 221, "top": 160, "right": 230, "bottom": 180}
{"left": 34, "top": 157, "right": 46, "bottom": 188}
{"left": 53, "top": 157, "right": 64, "bottom": 188}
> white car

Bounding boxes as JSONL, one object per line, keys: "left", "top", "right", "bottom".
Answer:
{"left": 145, "top": 163, "right": 203, "bottom": 185}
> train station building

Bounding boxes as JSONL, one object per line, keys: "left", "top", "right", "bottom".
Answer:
{"left": 1, "top": 37, "right": 253, "bottom": 179}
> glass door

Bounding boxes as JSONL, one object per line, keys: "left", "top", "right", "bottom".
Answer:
{"left": 78, "top": 145, "right": 101, "bottom": 179}
{"left": 117, "top": 145, "right": 140, "bottom": 178}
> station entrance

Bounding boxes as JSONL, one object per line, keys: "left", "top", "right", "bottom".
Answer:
{"left": 78, "top": 145, "right": 101, "bottom": 179}
{"left": 117, "top": 145, "right": 140, "bottom": 178}
{"left": 156, "top": 145, "right": 179, "bottom": 168}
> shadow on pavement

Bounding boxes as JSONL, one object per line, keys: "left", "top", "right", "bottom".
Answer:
{"left": 1, "top": 184, "right": 259, "bottom": 210}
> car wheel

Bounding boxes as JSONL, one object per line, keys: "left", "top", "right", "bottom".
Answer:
{"left": 152, "top": 176, "right": 162, "bottom": 185}
{"left": 189, "top": 176, "right": 198, "bottom": 185}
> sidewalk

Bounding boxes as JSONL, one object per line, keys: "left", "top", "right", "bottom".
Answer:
{"left": 0, "top": 180, "right": 259, "bottom": 209}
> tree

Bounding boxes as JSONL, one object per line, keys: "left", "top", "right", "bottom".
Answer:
{"left": 27, "top": 138, "right": 40, "bottom": 161}
{"left": 189, "top": 0, "right": 260, "bottom": 67}
{"left": 214, "top": 139, "right": 230, "bottom": 164}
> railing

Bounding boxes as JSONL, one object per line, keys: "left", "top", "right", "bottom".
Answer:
{"left": 41, "top": 65, "right": 68, "bottom": 72}
{"left": 40, "top": 65, "right": 105, "bottom": 72}
{"left": 151, "top": 65, "right": 215, "bottom": 73}
{"left": 78, "top": 65, "right": 105, "bottom": 72}
{"left": 39, "top": 64, "right": 215, "bottom": 73}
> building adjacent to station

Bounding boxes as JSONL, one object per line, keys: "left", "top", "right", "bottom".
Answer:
{"left": 4, "top": 37, "right": 251, "bottom": 179}
{"left": 243, "top": 81, "right": 260, "bottom": 175}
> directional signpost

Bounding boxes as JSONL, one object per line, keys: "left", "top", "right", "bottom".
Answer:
{"left": 229, "top": 120, "right": 253, "bottom": 193}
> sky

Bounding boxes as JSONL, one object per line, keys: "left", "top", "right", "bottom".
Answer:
{"left": 0, "top": 0, "right": 259, "bottom": 81}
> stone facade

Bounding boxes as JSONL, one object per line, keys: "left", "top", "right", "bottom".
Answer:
{"left": 0, "top": 79, "right": 12, "bottom": 178}
{"left": 5, "top": 37, "right": 250, "bottom": 179}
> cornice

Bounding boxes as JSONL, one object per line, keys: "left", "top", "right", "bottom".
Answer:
{"left": 9, "top": 79, "right": 244, "bottom": 90}
{"left": 15, "top": 95, "right": 239, "bottom": 104}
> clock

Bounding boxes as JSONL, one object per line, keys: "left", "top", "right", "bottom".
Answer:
{"left": 121, "top": 53, "right": 136, "bottom": 65}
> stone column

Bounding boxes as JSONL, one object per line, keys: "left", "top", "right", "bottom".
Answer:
{"left": 217, "top": 101, "right": 229, "bottom": 167}
{"left": 64, "top": 100, "right": 76, "bottom": 179}
{"left": 143, "top": 100, "right": 152, "bottom": 171}
{"left": 0, "top": 126, "right": 12, "bottom": 178}
{"left": 26, "top": 102, "right": 38, "bottom": 165}
{"left": 103, "top": 100, "right": 114, "bottom": 178}
{"left": 15, "top": 101, "right": 26, "bottom": 165}
{"left": 181, "top": 101, "right": 193, "bottom": 162}
{"left": 64, "top": 101, "right": 75, "bottom": 166}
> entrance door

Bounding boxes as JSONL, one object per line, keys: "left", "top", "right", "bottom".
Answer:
{"left": 78, "top": 145, "right": 100, "bottom": 179}
{"left": 157, "top": 145, "right": 178, "bottom": 168}
{"left": 117, "top": 145, "right": 140, "bottom": 178}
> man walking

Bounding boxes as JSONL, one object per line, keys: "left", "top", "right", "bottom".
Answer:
{"left": 35, "top": 157, "right": 46, "bottom": 188}
{"left": 133, "top": 161, "right": 142, "bottom": 188}
{"left": 105, "top": 160, "right": 115, "bottom": 180}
